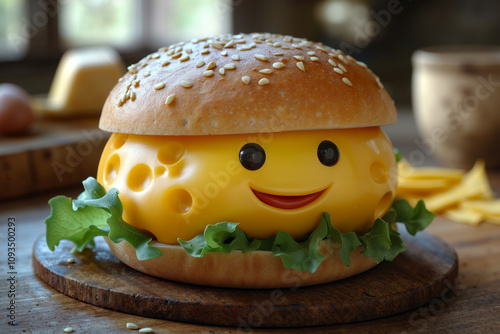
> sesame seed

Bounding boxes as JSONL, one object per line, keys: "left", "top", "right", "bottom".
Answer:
{"left": 236, "top": 38, "right": 246, "bottom": 44}
{"left": 126, "top": 323, "right": 139, "bottom": 330}
{"left": 307, "top": 51, "right": 316, "bottom": 56}
{"left": 154, "top": 83, "right": 165, "bottom": 90}
{"left": 66, "top": 257, "right": 75, "bottom": 264}
{"left": 259, "top": 69, "right": 273, "bottom": 74}
{"left": 196, "top": 60, "right": 205, "bottom": 68}
{"left": 138, "top": 328, "right": 153, "bottom": 333}
{"left": 281, "top": 46, "right": 290, "bottom": 50}
{"left": 273, "top": 42, "right": 281, "bottom": 47}
{"left": 211, "top": 42, "right": 223, "bottom": 50}
{"left": 202, "top": 43, "right": 209, "bottom": 48}
{"left": 171, "top": 52, "right": 182, "bottom": 59}
{"left": 130, "top": 91, "right": 136, "bottom": 101}
{"left": 242, "top": 76, "right": 250, "bottom": 84}
{"left": 167, "top": 50, "right": 175, "bottom": 56}
{"left": 204, "top": 70, "right": 214, "bottom": 77}
{"left": 179, "top": 54, "right": 190, "bottom": 62}
{"left": 224, "top": 41, "right": 236, "bottom": 48}
{"left": 347, "top": 55, "right": 355, "bottom": 62}
{"left": 151, "top": 53, "right": 160, "bottom": 59}
{"left": 207, "top": 61, "right": 216, "bottom": 70}
{"left": 219, "top": 68, "right": 225, "bottom": 75}
{"left": 224, "top": 63, "right": 236, "bottom": 70}
{"left": 310, "top": 56, "right": 319, "bottom": 61}
{"left": 117, "top": 100, "right": 124, "bottom": 107}
{"left": 250, "top": 42, "right": 257, "bottom": 48}
{"left": 254, "top": 54, "right": 269, "bottom": 61}
{"left": 258, "top": 78, "right": 269, "bottom": 85}
{"left": 342, "top": 77, "right": 353, "bottom": 86}
{"left": 201, "top": 49, "right": 210, "bottom": 55}
{"left": 273, "top": 52, "right": 284, "bottom": 56}
{"left": 273, "top": 62, "right": 285, "bottom": 69}
{"left": 338, "top": 63, "right": 347, "bottom": 72}
{"left": 118, "top": 77, "right": 123, "bottom": 82}
{"left": 296, "top": 61, "right": 306, "bottom": 72}
{"left": 175, "top": 46, "right": 182, "bottom": 53}
{"left": 376, "top": 76, "right": 384, "bottom": 88}
{"left": 338, "top": 54, "right": 348, "bottom": 64}
{"left": 293, "top": 55, "right": 304, "bottom": 61}
{"left": 165, "top": 95, "right": 175, "bottom": 105}
{"left": 221, "top": 50, "right": 228, "bottom": 56}
{"left": 328, "top": 59, "right": 336, "bottom": 67}
{"left": 63, "top": 328, "right": 74, "bottom": 333}
{"left": 132, "top": 80, "right": 140, "bottom": 87}
{"left": 161, "top": 60, "right": 170, "bottom": 67}
{"left": 231, "top": 55, "right": 240, "bottom": 61}
{"left": 158, "top": 47, "right": 168, "bottom": 52}
{"left": 144, "top": 72, "right": 151, "bottom": 78}
{"left": 180, "top": 80, "right": 193, "bottom": 88}
{"left": 239, "top": 46, "right": 252, "bottom": 51}
{"left": 356, "top": 61, "right": 367, "bottom": 68}
{"left": 291, "top": 44, "right": 301, "bottom": 49}
{"left": 316, "top": 46, "right": 328, "bottom": 53}
{"left": 334, "top": 68, "right": 343, "bottom": 74}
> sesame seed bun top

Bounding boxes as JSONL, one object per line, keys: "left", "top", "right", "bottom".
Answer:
{"left": 99, "top": 33, "right": 396, "bottom": 135}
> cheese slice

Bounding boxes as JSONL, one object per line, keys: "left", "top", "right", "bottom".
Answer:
{"left": 443, "top": 207, "right": 483, "bottom": 225}
{"left": 422, "top": 160, "right": 493, "bottom": 213}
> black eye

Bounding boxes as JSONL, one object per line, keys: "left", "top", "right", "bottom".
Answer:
{"left": 317, "top": 140, "right": 340, "bottom": 166}
{"left": 239, "top": 143, "right": 266, "bottom": 170}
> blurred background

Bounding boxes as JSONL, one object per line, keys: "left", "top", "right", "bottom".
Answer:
{"left": 2, "top": 0, "right": 500, "bottom": 107}
{"left": 2, "top": 0, "right": 500, "bottom": 200}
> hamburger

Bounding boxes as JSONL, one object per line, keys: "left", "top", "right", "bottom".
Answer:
{"left": 45, "top": 33, "right": 434, "bottom": 289}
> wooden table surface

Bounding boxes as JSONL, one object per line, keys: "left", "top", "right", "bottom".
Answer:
{"left": 1, "top": 112, "right": 500, "bottom": 333}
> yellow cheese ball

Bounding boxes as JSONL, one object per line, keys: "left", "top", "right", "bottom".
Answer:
{"left": 97, "top": 127, "right": 397, "bottom": 244}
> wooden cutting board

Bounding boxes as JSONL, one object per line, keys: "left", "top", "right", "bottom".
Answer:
{"left": 33, "top": 230, "right": 458, "bottom": 328}
{"left": 0, "top": 117, "right": 109, "bottom": 200}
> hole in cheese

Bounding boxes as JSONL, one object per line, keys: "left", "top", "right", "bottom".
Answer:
{"left": 165, "top": 188, "right": 193, "bottom": 214}
{"left": 127, "top": 164, "right": 153, "bottom": 192}
{"left": 104, "top": 154, "right": 120, "bottom": 185}
{"left": 374, "top": 191, "right": 393, "bottom": 220}
{"left": 112, "top": 133, "right": 128, "bottom": 150}
{"left": 157, "top": 142, "right": 185, "bottom": 165}
{"left": 370, "top": 160, "right": 389, "bottom": 184}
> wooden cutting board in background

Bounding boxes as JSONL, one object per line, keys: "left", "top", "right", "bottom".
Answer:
{"left": 0, "top": 117, "right": 110, "bottom": 201}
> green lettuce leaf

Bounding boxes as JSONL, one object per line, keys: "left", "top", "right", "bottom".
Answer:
{"left": 45, "top": 178, "right": 435, "bottom": 273}
{"left": 45, "top": 177, "right": 162, "bottom": 260}
{"left": 392, "top": 199, "right": 435, "bottom": 235}
{"left": 178, "top": 221, "right": 261, "bottom": 257}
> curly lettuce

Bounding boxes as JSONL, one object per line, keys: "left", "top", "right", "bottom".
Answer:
{"left": 45, "top": 177, "right": 434, "bottom": 273}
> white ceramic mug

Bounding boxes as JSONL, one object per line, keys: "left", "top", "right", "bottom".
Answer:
{"left": 412, "top": 45, "right": 500, "bottom": 169}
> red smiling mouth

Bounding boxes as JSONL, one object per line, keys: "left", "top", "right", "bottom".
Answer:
{"left": 251, "top": 188, "right": 327, "bottom": 210}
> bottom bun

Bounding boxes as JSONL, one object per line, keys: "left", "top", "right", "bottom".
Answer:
{"left": 105, "top": 238, "right": 377, "bottom": 289}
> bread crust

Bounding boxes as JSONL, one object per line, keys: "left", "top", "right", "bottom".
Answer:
{"left": 105, "top": 238, "right": 377, "bottom": 289}
{"left": 100, "top": 33, "right": 396, "bottom": 136}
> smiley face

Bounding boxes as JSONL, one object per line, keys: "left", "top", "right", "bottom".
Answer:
{"left": 97, "top": 128, "right": 397, "bottom": 244}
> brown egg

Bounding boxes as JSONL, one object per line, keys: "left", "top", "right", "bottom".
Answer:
{"left": 0, "top": 84, "right": 34, "bottom": 135}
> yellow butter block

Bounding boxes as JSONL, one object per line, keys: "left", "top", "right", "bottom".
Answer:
{"left": 35, "top": 46, "right": 125, "bottom": 116}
